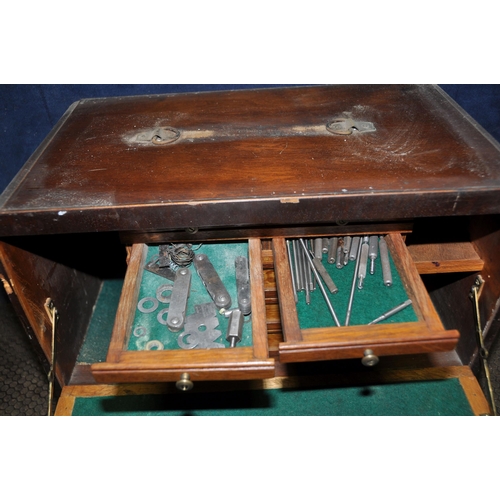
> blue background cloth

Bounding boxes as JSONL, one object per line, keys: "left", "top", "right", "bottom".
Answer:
{"left": 1, "top": 84, "right": 499, "bottom": 195}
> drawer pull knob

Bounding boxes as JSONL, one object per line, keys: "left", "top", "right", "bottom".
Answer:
{"left": 176, "top": 373, "right": 194, "bottom": 392}
{"left": 362, "top": 349, "right": 379, "bottom": 367}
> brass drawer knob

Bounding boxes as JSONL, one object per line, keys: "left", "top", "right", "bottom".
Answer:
{"left": 362, "top": 349, "right": 379, "bottom": 367}
{"left": 176, "top": 373, "right": 194, "bottom": 392}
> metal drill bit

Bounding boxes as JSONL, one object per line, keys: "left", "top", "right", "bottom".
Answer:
{"left": 287, "top": 240, "right": 298, "bottom": 303}
{"left": 379, "top": 236, "right": 393, "bottom": 287}
{"left": 345, "top": 237, "right": 363, "bottom": 326}
{"left": 349, "top": 236, "right": 361, "bottom": 261}
{"left": 368, "top": 299, "right": 413, "bottom": 325}
{"left": 299, "top": 239, "right": 341, "bottom": 327}
{"left": 328, "top": 237, "right": 338, "bottom": 264}
{"left": 368, "top": 235, "right": 379, "bottom": 275}
{"left": 357, "top": 237, "right": 369, "bottom": 289}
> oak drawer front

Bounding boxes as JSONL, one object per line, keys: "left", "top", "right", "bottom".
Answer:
{"left": 91, "top": 238, "right": 274, "bottom": 383}
{"left": 273, "top": 233, "right": 459, "bottom": 363}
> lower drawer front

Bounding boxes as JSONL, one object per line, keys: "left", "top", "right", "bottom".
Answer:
{"left": 273, "top": 233, "right": 459, "bottom": 363}
{"left": 92, "top": 238, "right": 274, "bottom": 384}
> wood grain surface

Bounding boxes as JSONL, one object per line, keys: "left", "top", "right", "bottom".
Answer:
{"left": 2, "top": 85, "right": 500, "bottom": 236}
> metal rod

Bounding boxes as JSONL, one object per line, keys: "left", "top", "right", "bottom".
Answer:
{"left": 358, "top": 237, "right": 369, "bottom": 289}
{"left": 286, "top": 240, "right": 298, "bottom": 304}
{"left": 299, "top": 238, "right": 341, "bottom": 326}
{"left": 345, "top": 237, "right": 363, "bottom": 326}
{"left": 328, "top": 237, "right": 338, "bottom": 264}
{"left": 379, "top": 236, "right": 393, "bottom": 286}
{"left": 293, "top": 239, "right": 303, "bottom": 291}
{"left": 368, "top": 299, "right": 413, "bottom": 325}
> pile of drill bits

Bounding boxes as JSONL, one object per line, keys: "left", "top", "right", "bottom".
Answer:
{"left": 286, "top": 235, "right": 412, "bottom": 327}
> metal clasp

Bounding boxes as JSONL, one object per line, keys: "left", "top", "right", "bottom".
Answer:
{"left": 326, "top": 118, "right": 376, "bottom": 136}
{"left": 133, "top": 127, "right": 181, "bottom": 145}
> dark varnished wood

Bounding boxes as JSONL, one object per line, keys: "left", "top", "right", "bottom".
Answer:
{"left": 0, "top": 239, "right": 102, "bottom": 385}
{"left": 2, "top": 85, "right": 500, "bottom": 237}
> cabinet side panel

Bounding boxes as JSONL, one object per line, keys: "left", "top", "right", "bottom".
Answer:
{"left": 0, "top": 240, "right": 101, "bottom": 385}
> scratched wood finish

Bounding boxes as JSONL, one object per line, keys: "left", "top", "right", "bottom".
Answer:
{"left": 92, "top": 239, "right": 274, "bottom": 383}
{"left": 2, "top": 85, "right": 500, "bottom": 237}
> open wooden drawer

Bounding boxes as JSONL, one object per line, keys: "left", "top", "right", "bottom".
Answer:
{"left": 272, "top": 233, "right": 460, "bottom": 364}
{"left": 91, "top": 238, "right": 275, "bottom": 384}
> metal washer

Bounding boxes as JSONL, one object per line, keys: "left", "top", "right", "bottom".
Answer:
{"left": 138, "top": 297, "right": 159, "bottom": 314}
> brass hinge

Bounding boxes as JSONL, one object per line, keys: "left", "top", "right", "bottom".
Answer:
{"left": 44, "top": 298, "right": 59, "bottom": 417}
{"left": 469, "top": 276, "right": 497, "bottom": 416}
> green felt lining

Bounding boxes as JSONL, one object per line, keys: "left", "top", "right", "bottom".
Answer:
{"left": 70, "top": 378, "right": 474, "bottom": 416}
{"left": 293, "top": 241, "right": 418, "bottom": 328}
{"left": 77, "top": 279, "right": 124, "bottom": 364}
{"left": 128, "top": 242, "right": 253, "bottom": 351}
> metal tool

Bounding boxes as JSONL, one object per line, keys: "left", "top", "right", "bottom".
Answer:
{"left": 343, "top": 236, "right": 352, "bottom": 266}
{"left": 322, "top": 238, "right": 329, "bottom": 254}
{"left": 345, "top": 239, "right": 363, "bottom": 326}
{"left": 368, "top": 299, "right": 413, "bottom": 325}
{"left": 166, "top": 267, "right": 191, "bottom": 332}
{"left": 328, "top": 237, "right": 338, "bottom": 264}
{"left": 194, "top": 253, "right": 232, "bottom": 309}
{"left": 336, "top": 242, "right": 344, "bottom": 269}
{"left": 314, "top": 238, "right": 323, "bottom": 259}
{"left": 349, "top": 236, "right": 360, "bottom": 261}
{"left": 379, "top": 236, "right": 393, "bottom": 286}
{"left": 226, "top": 309, "right": 244, "bottom": 347}
{"left": 292, "top": 239, "right": 302, "bottom": 291}
{"left": 299, "top": 239, "right": 341, "bottom": 327}
{"left": 368, "top": 235, "right": 379, "bottom": 275}
{"left": 312, "top": 256, "right": 338, "bottom": 294}
{"left": 287, "top": 240, "right": 298, "bottom": 303}
{"left": 178, "top": 302, "right": 224, "bottom": 349}
{"left": 357, "top": 237, "right": 369, "bottom": 289}
{"left": 235, "top": 256, "right": 251, "bottom": 315}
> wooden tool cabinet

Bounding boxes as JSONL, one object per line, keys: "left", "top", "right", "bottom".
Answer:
{"left": 0, "top": 85, "right": 498, "bottom": 414}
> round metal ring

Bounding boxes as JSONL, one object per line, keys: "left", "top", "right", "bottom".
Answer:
{"left": 151, "top": 127, "right": 181, "bottom": 145}
{"left": 157, "top": 308, "right": 170, "bottom": 325}
{"left": 145, "top": 340, "right": 164, "bottom": 351}
{"left": 133, "top": 326, "right": 147, "bottom": 338}
{"left": 156, "top": 284, "right": 173, "bottom": 304}
{"left": 138, "top": 297, "right": 159, "bottom": 314}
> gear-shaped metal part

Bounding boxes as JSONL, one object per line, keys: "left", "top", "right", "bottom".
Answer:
{"left": 177, "top": 302, "right": 224, "bottom": 349}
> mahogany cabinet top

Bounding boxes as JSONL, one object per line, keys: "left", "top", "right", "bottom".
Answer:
{"left": 1, "top": 84, "right": 500, "bottom": 237}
